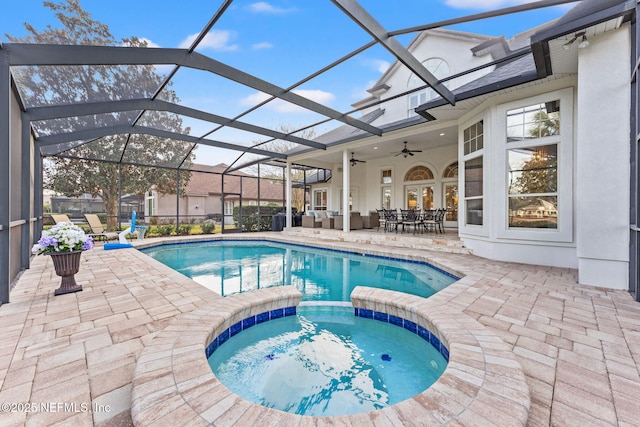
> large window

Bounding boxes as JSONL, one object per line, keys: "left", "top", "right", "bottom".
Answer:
{"left": 464, "top": 156, "right": 483, "bottom": 225}
{"left": 407, "top": 58, "right": 450, "bottom": 117}
{"left": 145, "top": 190, "right": 156, "bottom": 217}
{"left": 381, "top": 169, "right": 392, "bottom": 184}
{"left": 506, "top": 100, "right": 560, "bottom": 229}
{"left": 224, "top": 200, "right": 234, "bottom": 216}
{"left": 463, "top": 120, "right": 483, "bottom": 155}
{"left": 313, "top": 188, "right": 327, "bottom": 210}
{"left": 507, "top": 101, "right": 559, "bottom": 142}
{"left": 381, "top": 187, "right": 392, "bottom": 209}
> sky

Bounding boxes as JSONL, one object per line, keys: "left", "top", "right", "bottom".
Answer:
{"left": 0, "top": 0, "right": 576, "bottom": 166}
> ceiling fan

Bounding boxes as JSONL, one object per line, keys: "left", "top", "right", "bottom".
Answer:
{"left": 350, "top": 152, "right": 366, "bottom": 166}
{"left": 394, "top": 141, "right": 422, "bottom": 158}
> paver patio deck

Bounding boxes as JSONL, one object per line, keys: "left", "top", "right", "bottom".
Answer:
{"left": 1, "top": 231, "right": 639, "bottom": 426}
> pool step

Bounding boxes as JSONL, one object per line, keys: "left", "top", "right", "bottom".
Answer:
{"left": 280, "top": 228, "right": 471, "bottom": 255}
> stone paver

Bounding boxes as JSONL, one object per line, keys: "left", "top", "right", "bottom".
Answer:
{"left": 0, "top": 231, "right": 638, "bottom": 426}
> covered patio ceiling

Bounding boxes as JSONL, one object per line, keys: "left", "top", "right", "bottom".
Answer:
{"left": 4, "top": 0, "right": 579, "bottom": 174}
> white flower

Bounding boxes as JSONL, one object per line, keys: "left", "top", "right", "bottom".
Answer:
{"left": 31, "top": 222, "right": 94, "bottom": 255}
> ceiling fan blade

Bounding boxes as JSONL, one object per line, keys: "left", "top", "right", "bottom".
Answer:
{"left": 412, "top": 150, "right": 422, "bottom": 153}
{"left": 409, "top": 152, "right": 415, "bottom": 156}
{"left": 394, "top": 152, "right": 403, "bottom": 157}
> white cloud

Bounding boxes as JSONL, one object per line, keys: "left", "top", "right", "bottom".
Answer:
{"left": 246, "top": 2, "right": 296, "bottom": 14}
{"left": 240, "top": 92, "right": 272, "bottom": 106}
{"left": 240, "top": 89, "right": 335, "bottom": 112}
{"left": 122, "top": 37, "right": 160, "bottom": 48}
{"left": 178, "top": 30, "right": 238, "bottom": 51}
{"left": 444, "top": 0, "right": 537, "bottom": 9}
{"left": 294, "top": 89, "right": 335, "bottom": 105}
{"left": 362, "top": 58, "right": 391, "bottom": 74}
{"left": 139, "top": 37, "right": 160, "bottom": 48}
{"left": 252, "top": 41, "right": 274, "bottom": 50}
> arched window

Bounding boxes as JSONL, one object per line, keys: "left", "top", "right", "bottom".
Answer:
{"left": 404, "top": 166, "right": 434, "bottom": 182}
{"left": 407, "top": 58, "right": 450, "bottom": 117}
{"left": 443, "top": 162, "right": 458, "bottom": 178}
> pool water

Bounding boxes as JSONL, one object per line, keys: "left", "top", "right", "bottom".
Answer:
{"left": 141, "top": 240, "right": 457, "bottom": 301}
{"left": 207, "top": 306, "right": 447, "bottom": 416}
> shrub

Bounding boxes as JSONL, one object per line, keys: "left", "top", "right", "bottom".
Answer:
{"left": 176, "top": 224, "right": 193, "bottom": 235}
{"left": 232, "top": 206, "right": 298, "bottom": 231}
{"left": 157, "top": 224, "right": 175, "bottom": 236}
{"left": 149, "top": 216, "right": 159, "bottom": 226}
{"left": 201, "top": 222, "right": 216, "bottom": 234}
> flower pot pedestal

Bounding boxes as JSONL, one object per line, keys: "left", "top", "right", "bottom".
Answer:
{"left": 49, "top": 251, "right": 83, "bottom": 296}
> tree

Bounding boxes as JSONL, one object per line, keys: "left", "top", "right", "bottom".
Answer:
{"left": 7, "top": 0, "right": 193, "bottom": 228}
{"left": 246, "top": 125, "right": 318, "bottom": 212}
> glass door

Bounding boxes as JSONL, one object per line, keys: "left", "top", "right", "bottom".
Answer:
{"left": 443, "top": 183, "right": 458, "bottom": 228}
{"left": 405, "top": 185, "right": 433, "bottom": 210}
{"left": 406, "top": 186, "right": 419, "bottom": 210}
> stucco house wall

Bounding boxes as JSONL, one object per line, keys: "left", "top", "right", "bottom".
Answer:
{"left": 305, "top": 14, "right": 632, "bottom": 290}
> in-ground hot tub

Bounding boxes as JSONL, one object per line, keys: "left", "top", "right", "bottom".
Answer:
{"left": 206, "top": 305, "right": 448, "bottom": 416}
{"left": 131, "top": 286, "right": 531, "bottom": 426}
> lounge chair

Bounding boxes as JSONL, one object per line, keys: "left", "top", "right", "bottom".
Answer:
{"left": 51, "top": 214, "right": 71, "bottom": 224}
{"left": 84, "top": 214, "right": 119, "bottom": 242}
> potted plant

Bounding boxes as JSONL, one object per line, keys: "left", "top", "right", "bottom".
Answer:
{"left": 32, "top": 222, "right": 93, "bottom": 296}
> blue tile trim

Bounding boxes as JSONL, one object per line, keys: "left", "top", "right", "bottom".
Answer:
{"left": 374, "top": 311, "right": 388, "bottom": 322}
{"left": 256, "top": 312, "right": 270, "bottom": 324}
{"left": 355, "top": 308, "right": 449, "bottom": 362}
{"left": 230, "top": 321, "right": 242, "bottom": 337}
{"left": 270, "top": 308, "right": 284, "bottom": 319}
{"left": 242, "top": 316, "right": 256, "bottom": 330}
{"left": 205, "top": 307, "right": 297, "bottom": 358}
{"left": 139, "top": 239, "right": 460, "bottom": 280}
{"left": 389, "top": 315, "right": 403, "bottom": 327}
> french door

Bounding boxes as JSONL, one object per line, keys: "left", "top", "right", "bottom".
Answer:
{"left": 405, "top": 185, "right": 434, "bottom": 211}
{"left": 443, "top": 183, "right": 458, "bottom": 228}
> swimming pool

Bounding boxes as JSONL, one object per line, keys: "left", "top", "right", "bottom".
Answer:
{"left": 141, "top": 240, "right": 458, "bottom": 301}
{"left": 207, "top": 305, "right": 447, "bottom": 416}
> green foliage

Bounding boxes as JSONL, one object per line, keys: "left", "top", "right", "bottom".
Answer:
{"left": 233, "top": 205, "right": 295, "bottom": 231}
{"left": 8, "top": 0, "right": 193, "bottom": 229}
{"left": 176, "top": 224, "right": 193, "bottom": 235}
{"left": 201, "top": 222, "right": 216, "bottom": 234}
{"left": 156, "top": 224, "right": 175, "bottom": 236}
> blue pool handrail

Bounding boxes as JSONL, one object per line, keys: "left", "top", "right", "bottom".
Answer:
{"left": 105, "top": 210, "right": 148, "bottom": 249}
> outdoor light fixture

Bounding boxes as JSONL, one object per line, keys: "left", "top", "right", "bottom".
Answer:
{"left": 578, "top": 33, "right": 590, "bottom": 49}
{"left": 562, "top": 31, "right": 589, "bottom": 50}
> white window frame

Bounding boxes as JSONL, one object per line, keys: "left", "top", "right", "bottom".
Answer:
{"left": 312, "top": 187, "right": 328, "bottom": 210}
{"left": 381, "top": 186, "right": 392, "bottom": 210}
{"left": 145, "top": 190, "right": 157, "bottom": 217}
{"left": 496, "top": 88, "right": 573, "bottom": 242}
{"left": 460, "top": 114, "right": 488, "bottom": 238}
{"left": 380, "top": 167, "right": 393, "bottom": 184}
{"left": 224, "top": 200, "right": 234, "bottom": 216}
{"left": 407, "top": 58, "right": 450, "bottom": 118}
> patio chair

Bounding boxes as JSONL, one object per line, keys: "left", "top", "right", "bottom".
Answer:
{"left": 376, "top": 209, "right": 386, "bottom": 231}
{"left": 400, "top": 209, "right": 421, "bottom": 234}
{"left": 84, "top": 214, "right": 119, "bottom": 242}
{"left": 423, "top": 208, "right": 447, "bottom": 234}
{"left": 384, "top": 209, "right": 400, "bottom": 233}
{"left": 51, "top": 214, "right": 71, "bottom": 224}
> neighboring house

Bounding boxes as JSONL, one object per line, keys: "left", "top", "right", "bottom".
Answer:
{"left": 292, "top": 1, "right": 633, "bottom": 291}
{"left": 148, "top": 163, "right": 285, "bottom": 224}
